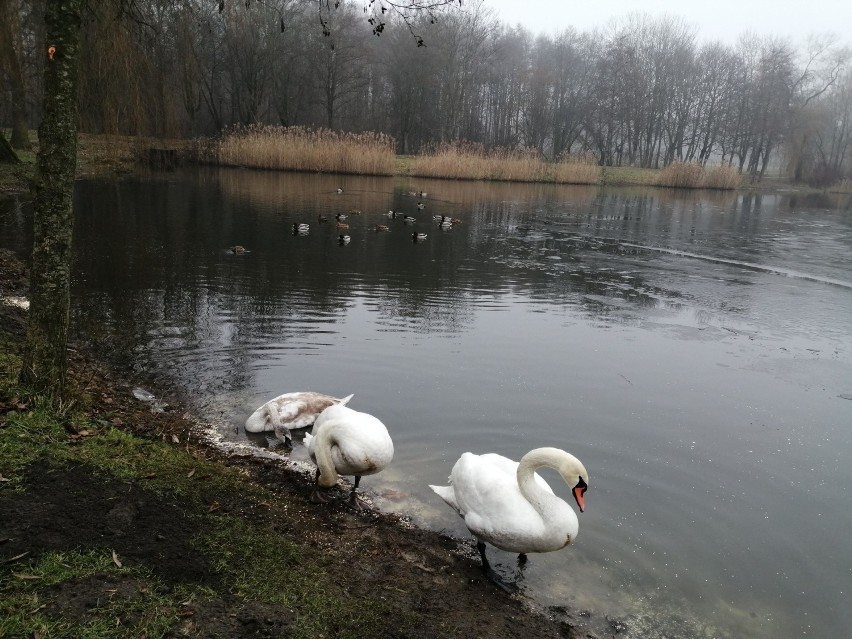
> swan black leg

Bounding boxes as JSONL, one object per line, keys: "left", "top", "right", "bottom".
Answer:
{"left": 477, "top": 541, "right": 518, "bottom": 594}
{"left": 348, "top": 476, "right": 366, "bottom": 510}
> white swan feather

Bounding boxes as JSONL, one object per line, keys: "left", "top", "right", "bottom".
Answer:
{"left": 245, "top": 392, "right": 353, "bottom": 443}
{"left": 430, "top": 447, "right": 588, "bottom": 555}
{"left": 304, "top": 401, "right": 393, "bottom": 508}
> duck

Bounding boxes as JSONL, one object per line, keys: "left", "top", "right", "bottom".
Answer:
{"left": 374, "top": 224, "right": 390, "bottom": 232}
{"left": 348, "top": 209, "right": 362, "bottom": 216}
{"left": 335, "top": 213, "right": 348, "bottom": 221}
{"left": 245, "top": 392, "right": 353, "bottom": 448}
{"left": 336, "top": 187, "right": 344, "bottom": 194}
{"left": 338, "top": 234, "right": 351, "bottom": 244}
{"left": 430, "top": 447, "right": 588, "bottom": 592}
{"left": 416, "top": 202, "right": 426, "bottom": 210}
{"left": 336, "top": 222, "right": 350, "bottom": 230}
{"left": 403, "top": 215, "right": 416, "bottom": 223}
{"left": 293, "top": 223, "right": 310, "bottom": 234}
{"left": 412, "top": 232, "right": 428, "bottom": 242}
{"left": 439, "top": 219, "right": 452, "bottom": 230}
{"left": 317, "top": 215, "right": 329, "bottom": 223}
{"left": 386, "top": 210, "right": 402, "bottom": 218}
{"left": 304, "top": 401, "right": 394, "bottom": 510}
{"left": 229, "top": 245, "right": 248, "bottom": 254}
{"left": 418, "top": 191, "right": 428, "bottom": 198}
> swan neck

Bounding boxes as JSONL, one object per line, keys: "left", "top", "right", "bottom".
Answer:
{"left": 313, "top": 425, "right": 339, "bottom": 486}
{"left": 516, "top": 449, "right": 560, "bottom": 507}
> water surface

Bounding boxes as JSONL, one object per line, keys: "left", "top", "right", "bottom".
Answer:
{"left": 2, "top": 169, "right": 850, "bottom": 638}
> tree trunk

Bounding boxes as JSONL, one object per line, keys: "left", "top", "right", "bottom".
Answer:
{"left": 20, "top": 0, "right": 83, "bottom": 397}
{"left": 0, "top": 132, "right": 20, "bottom": 163}
{"left": 0, "top": 0, "right": 32, "bottom": 150}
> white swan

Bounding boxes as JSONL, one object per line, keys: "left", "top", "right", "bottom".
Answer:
{"left": 245, "top": 392, "right": 353, "bottom": 447}
{"left": 304, "top": 402, "right": 394, "bottom": 509}
{"left": 430, "top": 447, "right": 588, "bottom": 590}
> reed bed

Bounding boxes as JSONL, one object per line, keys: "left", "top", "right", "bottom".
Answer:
{"left": 830, "top": 178, "right": 852, "bottom": 193}
{"left": 408, "top": 142, "right": 601, "bottom": 184}
{"left": 210, "top": 125, "right": 396, "bottom": 175}
{"left": 655, "top": 161, "right": 741, "bottom": 190}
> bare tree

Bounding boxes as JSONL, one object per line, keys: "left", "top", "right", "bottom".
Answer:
{"left": 0, "top": 0, "right": 32, "bottom": 149}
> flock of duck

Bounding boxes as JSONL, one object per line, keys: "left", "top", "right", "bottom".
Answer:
{"left": 228, "top": 189, "right": 463, "bottom": 254}
{"left": 244, "top": 391, "right": 590, "bottom": 592}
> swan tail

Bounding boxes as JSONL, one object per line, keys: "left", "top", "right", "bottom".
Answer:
{"left": 429, "top": 484, "right": 462, "bottom": 514}
{"left": 337, "top": 394, "right": 354, "bottom": 407}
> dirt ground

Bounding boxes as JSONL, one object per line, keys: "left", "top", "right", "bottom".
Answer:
{"left": 0, "top": 248, "right": 621, "bottom": 638}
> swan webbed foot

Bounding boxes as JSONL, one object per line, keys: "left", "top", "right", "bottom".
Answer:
{"left": 476, "top": 541, "right": 520, "bottom": 593}
{"left": 348, "top": 493, "right": 367, "bottom": 510}
{"left": 309, "top": 488, "right": 331, "bottom": 504}
{"left": 484, "top": 568, "right": 520, "bottom": 594}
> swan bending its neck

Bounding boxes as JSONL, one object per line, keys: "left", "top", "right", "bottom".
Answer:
{"left": 430, "top": 446, "right": 589, "bottom": 590}
{"left": 305, "top": 402, "right": 394, "bottom": 509}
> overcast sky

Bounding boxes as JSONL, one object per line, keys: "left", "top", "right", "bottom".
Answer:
{"left": 479, "top": 0, "right": 850, "bottom": 44}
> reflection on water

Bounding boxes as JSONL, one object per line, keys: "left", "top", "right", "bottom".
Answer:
{"left": 2, "top": 169, "right": 851, "bottom": 638}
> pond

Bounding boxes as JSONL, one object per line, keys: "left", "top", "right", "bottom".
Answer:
{"left": 2, "top": 168, "right": 851, "bottom": 638}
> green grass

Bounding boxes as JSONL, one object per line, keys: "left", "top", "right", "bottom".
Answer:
{"left": 194, "top": 516, "right": 416, "bottom": 639}
{"left": 0, "top": 549, "right": 196, "bottom": 639}
{"left": 601, "top": 165, "right": 660, "bottom": 186}
{"left": 1, "top": 346, "right": 417, "bottom": 639}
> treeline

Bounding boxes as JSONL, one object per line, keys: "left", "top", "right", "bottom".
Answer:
{"left": 2, "top": 0, "right": 850, "bottom": 184}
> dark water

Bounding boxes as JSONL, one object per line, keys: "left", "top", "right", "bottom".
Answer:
{"left": 2, "top": 169, "right": 851, "bottom": 638}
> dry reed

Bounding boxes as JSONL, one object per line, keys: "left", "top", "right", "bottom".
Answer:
{"left": 655, "top": 162, "right": 741, "bottom": 190}
{"left": 211, "top": 125, "right": 396, "bottom": 175}
{"left": 702, "top": 165, "right": 741, "bottom": 189}
{"left": 409, "top": 142, "right": 601, "bottom": 184}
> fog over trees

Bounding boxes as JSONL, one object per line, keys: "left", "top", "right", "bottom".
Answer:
{"left": 2, "top": 0, "right": 850, "bottom": 183}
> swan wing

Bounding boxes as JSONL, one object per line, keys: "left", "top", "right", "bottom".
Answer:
{"left": 310, "top": 405, "right": 394, "bottom": 477}
{"left": 440, "top": 452, "right": 560, "bottom": 553}
{"left": 245, "top": 392, "right": 350, "bottom": 433}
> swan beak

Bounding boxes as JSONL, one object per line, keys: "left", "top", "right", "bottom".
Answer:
{"left": 572, "top": 485, "right": 586, "bottom": 512}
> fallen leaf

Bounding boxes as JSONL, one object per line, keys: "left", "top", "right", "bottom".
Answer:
{"left": 111, "top": 417, "right": 124, "bottom": 426}
{"left": 171, "top": 434, "right": 180, "bottom": 443}
{"left": 208, "top": 501, "right": 220, "bottom": 513}
{"left": 186, "top": 469, "right": 195, "bottom": 478}
{"left": 142, "top": 473, "right": 157, "bottom": 479}
{"left": 32, "top": 631, "right": 42, "bottom": 639}
{"left": 111, "top": 550, "right": 122, "bottom": 568}
{"left": 3, "top": 551, "right": 29, "bottom": 563}
{"left": 29, "top": 604, "right": 46, "bottom": 614}
{"left": 13, "top": 573, "right": 41, "bottom": 580}
{"left": 0, "top": 474, "right": 11, "bottom": 482}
